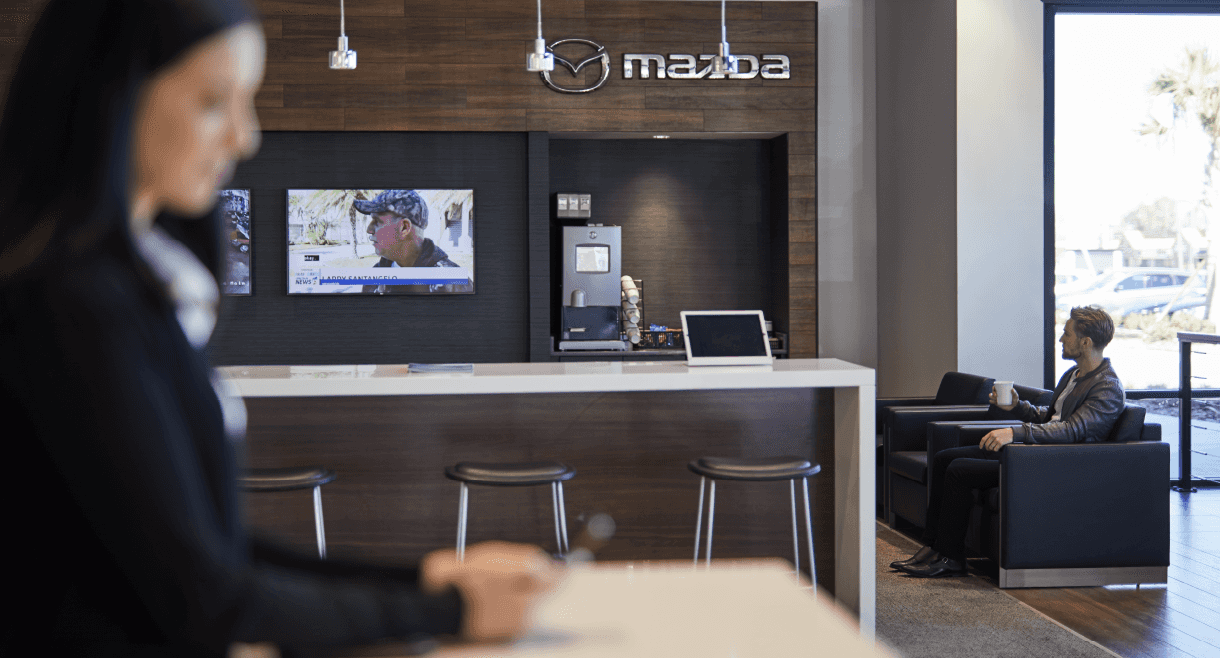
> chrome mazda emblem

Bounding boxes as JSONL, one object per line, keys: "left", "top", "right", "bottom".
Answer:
{"left": 541, "top": 39, "right": 610, "bottom": 94}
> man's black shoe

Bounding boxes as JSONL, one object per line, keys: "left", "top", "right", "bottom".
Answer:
{"left": 889, "top": 546, "right": 938, "bottom": 570}
{"left": 900, "top": 556, "right": 967, "bottom": 578}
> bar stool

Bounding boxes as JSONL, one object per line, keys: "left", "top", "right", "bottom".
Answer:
{"left": 239, "top": 467, "right": 336, "bottom": 559}
{"left": 689, "top": 456, "right": 820, "bottom": 588}
{"left": 444, "top": 461, "right": 576, "bottom": 562}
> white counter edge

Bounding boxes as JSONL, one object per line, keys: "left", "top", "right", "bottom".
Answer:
{"left": 222, "top": 361, "right": 876, "bottom": 398}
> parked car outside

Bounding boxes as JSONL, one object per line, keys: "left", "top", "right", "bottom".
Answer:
{"left": 1054, "top": 269, "right": 1099, "bottom": 297}
{"left": 1055, "top": 267, "right": 1208, "bottom": 317}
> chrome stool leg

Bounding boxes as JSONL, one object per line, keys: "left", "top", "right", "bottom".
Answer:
{"left": 551, "top": 481, "right": 563, "bottom": 556}
{"left": 693, "top": 476, "right": 706, "bottom": 565}
{"left": 557, "top": 481, "right": 570, "bottom": 554}
{"left": 705, "top": 480, "right": 717, "bottom": 569}
{"left": 312, "top": 484, "right": 327, "bottom": 560}
{"left": 457, "top": 482, "right": 469, "bottom": 563}
{"left": 802, "top": 477, "right": 816, "bottom": 597}
{"left": 790, "top": 479, "right": 800, "bottom": 580}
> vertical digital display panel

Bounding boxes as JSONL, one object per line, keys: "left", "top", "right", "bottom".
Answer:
{"left": 221, "top": 189, "right": 251, "bottom": 296}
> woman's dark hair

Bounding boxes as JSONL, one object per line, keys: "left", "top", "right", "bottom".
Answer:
{"left": 0, "top": 0, "right": 256, "bottom": 283}
{"left": 1070, "top": 305, "right": 1115, "bottom": 350}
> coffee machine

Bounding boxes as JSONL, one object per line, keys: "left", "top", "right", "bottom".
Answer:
{"left": 559, "top": 222, "right": 627, "bottom": 350}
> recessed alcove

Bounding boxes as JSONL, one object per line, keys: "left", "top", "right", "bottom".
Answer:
{"left": 539, "top": 132, "right": 791, "bottom": 360}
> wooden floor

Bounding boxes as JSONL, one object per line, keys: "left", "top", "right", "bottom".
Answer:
{"left": 997, "top": 488, "right": 1220, "bottom": 658}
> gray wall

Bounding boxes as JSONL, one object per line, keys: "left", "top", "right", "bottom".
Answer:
{"left": 875, "top": 0, "right": 960, "bottom": 396}
{"left": 834, "top": 0, "right": 1045, "bottom": 397}
{"left": 818, "top": 0, "right": 879, "bottom": 372}
{"left": 956, "top": 0, "right": 1044, "bottom": 388}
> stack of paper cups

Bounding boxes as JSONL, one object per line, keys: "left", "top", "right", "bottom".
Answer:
{"left": 621, "top": 276, "right": 642, "bottom": 344}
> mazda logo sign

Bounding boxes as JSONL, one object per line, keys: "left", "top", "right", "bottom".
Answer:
{"left": 541, "top": 39, "right": 611, "bottom": 94}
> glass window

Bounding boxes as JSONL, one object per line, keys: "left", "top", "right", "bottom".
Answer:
{"left": 1053, "top": 12, "right": 1218, "bottom": 393}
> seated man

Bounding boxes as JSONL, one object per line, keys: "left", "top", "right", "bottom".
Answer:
{"left": 890, "top": 305, "right": 1125, "bottom": 577}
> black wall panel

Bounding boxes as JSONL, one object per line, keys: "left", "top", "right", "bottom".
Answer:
{"left": 211, "top": 132, "right": 530, "bottom": 365}
{"left": 548, "top": 139, "right": 774, "bottom": 335}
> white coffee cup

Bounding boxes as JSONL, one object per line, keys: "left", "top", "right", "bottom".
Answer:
{"left": 994, "top": 381, "right": 1014, "bottom": 406}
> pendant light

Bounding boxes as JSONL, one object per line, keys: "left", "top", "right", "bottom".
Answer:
{"left": 712, "top": 0, "right": 738, "bottom": 75}
{"left": 329, "top": 0, "right": 357, "bottom": 70}
{"left": 526, "top": 0, "right": 554, "bottom": 72}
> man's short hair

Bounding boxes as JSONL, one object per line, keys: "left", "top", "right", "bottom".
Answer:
{"left": 352, "top": 190, "right": 428, "bottom": 230}
{"left": 1070, "top": 305, "right": 1114, "bottom": 350}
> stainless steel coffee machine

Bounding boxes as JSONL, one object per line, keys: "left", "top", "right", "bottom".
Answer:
{"left": 560, "top": 224, "right": 627, "bottom": 350}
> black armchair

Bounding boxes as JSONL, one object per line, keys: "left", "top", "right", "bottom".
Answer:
{"left": 876, "top": 372, "right": 995, "bottom": 521}
{"left": 883, "top": 382, "right": 1054, "bottom": 527}
{"left": 932, "top": 406, "right": 1168, "bottom": 588}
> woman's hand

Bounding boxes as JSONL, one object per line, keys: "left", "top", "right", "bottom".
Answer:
{"left": 421, "top": 541, "right": 561, "bottom": 643}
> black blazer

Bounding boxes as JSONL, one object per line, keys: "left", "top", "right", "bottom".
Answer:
{"left": 0, "top": 237, "right": 462, "bottom": 656}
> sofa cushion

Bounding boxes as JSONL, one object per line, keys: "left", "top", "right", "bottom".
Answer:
{"left": 1109, "top": 406, "right": 1147, "bottom": 443}
{"left": 889, "top": 451, "right": 928, "bottom": 483}
{"left": 934, "top": 372, "right": 994, "bottom": 405}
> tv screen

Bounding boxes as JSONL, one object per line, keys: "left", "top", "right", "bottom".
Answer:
{"left": 221, "top": 189, "right": 251, "bottom": 296}
{"left": 287, "top": 189, "right": 475, "bottom": 295}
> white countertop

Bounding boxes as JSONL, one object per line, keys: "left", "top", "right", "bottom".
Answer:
{"left": 219, "top": 358, "right": 874, "bottom": 397}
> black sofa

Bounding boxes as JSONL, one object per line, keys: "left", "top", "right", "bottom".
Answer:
{"left": 884, "top": 382, "right": 1053, "bottom": 527}
{"left": 931, "top": 405, "right": 1168, "bottom": 588}
{"left": 875, "top": 372, "right": 995, "bottom": 522}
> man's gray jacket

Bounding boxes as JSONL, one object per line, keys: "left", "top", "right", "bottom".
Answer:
{"left": 993, "top": 357, "right": 1125, "bottom": 444}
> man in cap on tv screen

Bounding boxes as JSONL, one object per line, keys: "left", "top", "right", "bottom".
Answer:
{"left": 355, "top": 189, "right": 473, "bottom": 294}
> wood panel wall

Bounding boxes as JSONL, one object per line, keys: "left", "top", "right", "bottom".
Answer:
{"left": 0, "top": 0, "right": 818, "bottom": 356}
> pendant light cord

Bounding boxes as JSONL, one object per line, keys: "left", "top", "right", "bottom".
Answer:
{"left": 537, "top": 0, "right": 544, "bottom": 40}
{"left": 340, "top": 0, "right": 346, "bottom": 37}
{"left": 721, "top": 0, "right": 727, "bottom": 42}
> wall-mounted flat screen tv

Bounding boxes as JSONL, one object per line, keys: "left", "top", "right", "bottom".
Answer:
{"left": 287, "top": 189, "right": 475, "bottom": 295}
{"left": 221, "top": 189, "right": 251, "bottom": 296}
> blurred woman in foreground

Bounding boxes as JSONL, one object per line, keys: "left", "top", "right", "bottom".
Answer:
{"left": 0, "top": 2, "right": 554, "bottom": 655}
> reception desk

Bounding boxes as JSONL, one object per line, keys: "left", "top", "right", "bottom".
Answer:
{"left": 223, "top": 359, "right": 876, "bottom": 637}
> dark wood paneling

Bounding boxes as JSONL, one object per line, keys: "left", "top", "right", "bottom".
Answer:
{"left": 256, "top": 0, "right": 404, "bottom": 16}
{"left": 705, "top": 109, "right": 817, "bottom": 133}
{"left": 256, "top": 108, "right": 345, "bottom": 130}
{"left": 525, "top": 108, "right": 704, "bottom": 132}
{"left": 641, "top": 19, "right": 816, "bottom": 44}
{"left": 789, "top": 131, "right": 816, "bottom": 155}
{"left": 791, "top": 242, "right": 816, "bottom": 266}
{"left": 343, "top": 107, "right": 529, "bottom": 131}
{"left": 241, "top": 388, "right": 837, "bottom": 593}
{"left": 645, "top": 86, "right": 815, "bottom": 111}
{"left": 464, "top": 18, "right": 647, "bottom": 43}
{"left": 790, "top": 220, "right": 816, "bottom": 243}
{"left": 255, "top": 84, "right": 284, "bottom": 108}
{"left": 281, "top": 84, "right": 467, "bottom": 108}
{"left": 262, "top": 62, "right": 407, "bottom": 85}
{"left": 279, "top": 16, "right": 466, "bottom": 42}
{"left": 584, "top": 1, "right": 761, "bottom": 22}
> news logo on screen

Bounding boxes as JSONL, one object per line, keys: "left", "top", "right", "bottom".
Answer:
{"left": 221, "top": 189, "right": 252, "bottom": 296}
{"left": 286, "top": 189, "right": 475, "bottom": 295}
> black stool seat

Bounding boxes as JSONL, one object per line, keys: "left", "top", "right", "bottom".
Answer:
{"left": 240, "top": 467, "right": 336, "bottom": 492}
{"left": 445, "top": 461, "right": 576, "bottom": 486}
{"left": 688, "top": 456, "right": 821, "bottom": 481}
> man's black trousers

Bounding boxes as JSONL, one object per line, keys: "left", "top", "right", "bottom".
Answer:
{"left": 917, "top": 445, "right": 1001, "bottom": 563}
